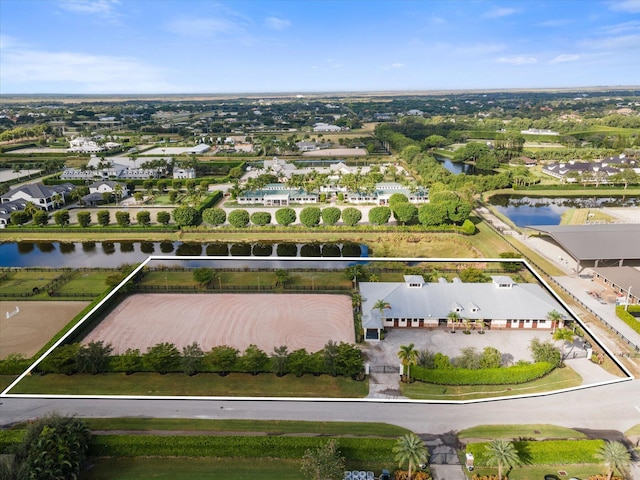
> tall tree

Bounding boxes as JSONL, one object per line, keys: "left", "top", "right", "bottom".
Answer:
{"left": 484, "top": 439, "right": 522, "bottom": 480}
{"left": 392, "top": 433, "right": 429, "bottom": 480}
{"left": 301, "top": 439, "right": 345, "bottom": 480}
{"left": 596, "top": 440, "right": 631, "bottom": 480}
{"left": 547, "top": 309, "right": 564, "bottom": 333}
{"left": 397, "top": 343, "right": 418, "bottom": 383}
{"left": 448, "top": 310, "right": 461, "bottom": 333}
{"left": 373, "top": 299, "right": 391, "bottom": 320}
{"left": 552, "top": 327, "right": 575, "bottom": 362}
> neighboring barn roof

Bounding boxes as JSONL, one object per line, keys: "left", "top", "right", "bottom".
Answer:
{"left": 527, "top": 224, "right": 640, "bottom": 261}
{"left": 592, "top": 266, "right": 640, "bottom": 294}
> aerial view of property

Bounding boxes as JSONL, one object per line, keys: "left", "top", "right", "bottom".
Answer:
{"left": 1, "top": 0, "right": 640, "bottom": 479}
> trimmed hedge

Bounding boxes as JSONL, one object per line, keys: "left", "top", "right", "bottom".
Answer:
{"left": 89, "top": 435, "right": 396, "bottom": 461}
{"left": 0, "top": 429, "right": 25, "bottom": 453}
{"left": 411, "top": 362, "right": 554, "bottom": 386}
{"left": 615, "top": 305, "right": 640, "bottom": 335}
{"left": 466, "top": 439, "right": 605, "bottom": 466}
{"left": 196, "top": 191, "right": 223, "bottom": 214}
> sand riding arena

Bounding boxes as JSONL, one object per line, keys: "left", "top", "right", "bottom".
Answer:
{"left": 82, "top": 293, "right": 355, "bottom": 354}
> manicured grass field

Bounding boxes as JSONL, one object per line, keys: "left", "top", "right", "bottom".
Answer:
{"left": 0, "top": 375, "right": 18, "bottom": 391}
{"left": 83, "top": 418, "right": 410, "bottom": 437}
{"left": 54, "top": 271, "right": 111, "bottom": 296}
{"left": 0, "top": 270, "right": 61, "bottom": 295}
{"left": 464, "top": 464, "right": 600, "bottom": 480}
{"left": 82, "top": 457, "right": 391, "bottom": 480}
{"left": 560, "top": 208, "right": 616, "bottom": 225}
{"left": 9, "top": 372, "right": 369, "bottom": 397}
{"left": 458, "top": 424, "right": 587, "bottom": 440}
{"left": 400, "top": 367, "right": 582, "bottom": 400}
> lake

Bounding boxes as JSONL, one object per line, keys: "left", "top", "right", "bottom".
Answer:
{"left": 489, "top": 194, "right": 640, "bottom": 227}
{"left": 0, "top": 241, "right": 368, "bottom": 268}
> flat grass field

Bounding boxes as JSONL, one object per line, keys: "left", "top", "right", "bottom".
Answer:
{"left": 0, "top": 270, "right": 110, "bottom": 298}
{"left": 560, "top": 208, "right": 616, "bottom": 225}
{"left": 8, "top": 372, "right": 369, "bottom": 397}
{"left": 463, "top": 464, "right": 600, "bottom": 480}
{"left": 400, "top": 367, "right": 582, "bottom": 400}
{"left": 0, "top": 270, "right": 60, "bottom": 294}
{"left": 458, "top": 424, "right": 587, "bottom": 440}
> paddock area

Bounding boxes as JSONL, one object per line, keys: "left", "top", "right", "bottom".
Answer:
{"left": 82, "top": 293, "right": 354, "bottom": 354}
{"left": 0, "top": 301, "right": 89, "bottom": 359}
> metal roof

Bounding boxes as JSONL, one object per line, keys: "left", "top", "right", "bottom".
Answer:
{"left": 527, "top": 224, "right": 640, "bottom": 261}
{"left": 592, "top": 266, "right": 640, "bottom": 295}
{"left": 360, "top": 277, "right": 568, "bottom": 329}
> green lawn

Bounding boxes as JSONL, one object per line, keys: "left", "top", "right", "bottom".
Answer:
{"left": 626, "top": 424, "right": 640, "bottom": 436}
{"left": 54, "top": 271, "right": 111, "bottom": 296}
{"left": 464, "top": 464, "right": 601, "bottom": 480}
{"left": 0, "top": 270, "right": 61, "bottom": 295}
{"left": 8, "top": 372, "right": 369, "bottom": 397}
{"left": 82, "top": 456, "right": 391, "bottom": 480}
{"left": 82, "top": 418, "right": 410, "bottom": 437}
{"left": 560, "top": 208, "right": 616, "bottom": 225}
{"left": 458, "top": 424, "right": 587, "bottom": 440}
{"left": 82, "top": 457, "right": 303, "bottom": 480}
{"left": 400, "top": 367, "right": 582, "bottom": 400}
{"left": 0, "top": 375, "right": 18, "bottom": 391}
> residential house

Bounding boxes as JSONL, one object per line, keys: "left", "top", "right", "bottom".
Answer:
{"left": 1, "top": 183, "right": 74, "bottom": 212}
{"left": 237, "top": 184, "right": 318, "bottom": 206}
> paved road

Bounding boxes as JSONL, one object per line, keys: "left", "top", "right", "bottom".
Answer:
{"left": 2, "top": 379, "right": 639, "bottom": 433}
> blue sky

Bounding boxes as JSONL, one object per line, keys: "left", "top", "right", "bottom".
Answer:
{"left": 1, "top": 0, "right": 639, "bottom": 94}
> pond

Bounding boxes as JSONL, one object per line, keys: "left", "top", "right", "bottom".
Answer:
{"left": 0, "top": 241, "right": 368, "bottom": 268}
{"left": 488, "top": 194, "right": 640, "bottom": 227}
{"left": 434, "top": 155, "right": 475, "bottom": 175}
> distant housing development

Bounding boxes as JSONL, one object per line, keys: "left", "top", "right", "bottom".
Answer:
{"left": 360, "top": 275, "right": 568, "bottom": 341}
{"left": 542, "top": 155, "right": 638, "bottom": 183}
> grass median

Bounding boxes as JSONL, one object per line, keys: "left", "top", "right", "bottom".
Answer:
{"left": 8, "top": 372, "right": 369, "bottom": 397}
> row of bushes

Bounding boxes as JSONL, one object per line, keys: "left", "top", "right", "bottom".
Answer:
{"left": 89, "top": 435, "right": 395, "bottom": 461}
{"left": 37, "top": 341, "right": 365, "bottom": 378}
{"left": 615, "top": 305, "right": 640, "bottom": 335}
{"left": 411, "top": 362, "right": 555, "bottom": 385}
{"left": 466, "top": 439, "right": 605, "bottom": 465}
{"left": 180, "top": 204, "right": 475, "bottom": 232}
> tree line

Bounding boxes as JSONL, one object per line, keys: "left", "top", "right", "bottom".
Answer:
{"left": 38, "top": 340, "right": 364, "bottom": 378}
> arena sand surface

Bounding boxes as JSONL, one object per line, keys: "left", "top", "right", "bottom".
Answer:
{"left": 0, "top": 301, "right": 89, "bottom": 359}
{"left": 83, "top": 293, "right": 354, "bottom": 354}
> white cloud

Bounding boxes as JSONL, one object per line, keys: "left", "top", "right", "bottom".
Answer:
{"left": 58, "top": 0, "right": 119, "bottom": 15}
{"left": 596, "top": 20, "right": 640, "bottom": 35}
{"left": 536, "top": 18, "right": 571, "bottom": 27}
{"left": 455, "top": 43, "right": 505, "bottom": 55}
{"left": 429, "top": 16, "right": 446, "bottom": 25}
{"left": 550, "top": 54, "right": 581, "bottom": 64}
{"left": 484, "top": 7, "right": 519, "bottom": 18}
{"left": 0, "top": 43, "right": 177, "bottom": 93}
{"left": 608, "top": 0, "right": 640, "bottom": 13}
{"left": 165, "top": 17, "right": 246, "bottom": 38}
{"left": 379, "top": 63, "right": 405, "bottom": 70}
{"left": 580, "top": 33, "right": 640, "bottom": 50}
{"left": 265, "top": 16, "right": 291, "bottom": 30}
{"left": 496, "top": 56, "right": 537, "bottom": 65}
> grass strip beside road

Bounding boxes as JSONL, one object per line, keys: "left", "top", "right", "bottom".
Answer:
{"left": 458, "top": 424, "right": 587, "bottom": 440}
{"left": 82, "top": 418, "right": 410, "bottom": 437}
{"left": 8, "top": 372, "right": 369, "bottom": 397}
{"left": 401, "top": 367, "right": 582, "bottom": 400}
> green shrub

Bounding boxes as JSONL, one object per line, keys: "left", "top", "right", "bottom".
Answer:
{"left": 89, "top": 435, "right": 396, "bottom": 461}
{"left": 275, "top": 207, "right": 297, "bottom": 226}
{"left": 368, "top": 206, "right": 391, "bottom": 225}
{"left": 460, "top": 218, "right": 476, "bottom": 234}
{"left": 0, "top": 430, "right": 25, "bottom": 453}
{"left": 250, "top": 211, "right": 272, "bottom": 226}
{"left": 411, "top": 362, "right": 554, "bottom": 385}
{"left": 341, "top": 207, "right": 362, "bottom": 226}
{"left": 321, "top": 207, "right": 341, "bottom": 226}
{"left": 196, "top": 191, "right": 223, "bottom": 213}
{"left": 467, "top": 439, "right": 605, "bottom": 466}
{"left": 202, "top": 207, "right": 227, "bottom": 226}
{"left": 228, "top": 209, "right": 250, "bottom": 228}
{"left": 172, "top": 205, "right": 200, "bottom": 227}
{"left": 616, "top": 305, "right": 640, "bottom": 335}
{"left": 300, "top": 207, "right": 322, "bottom": 227}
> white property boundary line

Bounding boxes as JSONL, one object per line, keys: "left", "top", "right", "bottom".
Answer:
{"left": 1, "top": 256, "right": 632, "bottom": 404}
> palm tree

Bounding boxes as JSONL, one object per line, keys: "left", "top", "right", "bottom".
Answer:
{"left": 23, "top": 201, "right": 39, "bottom": 219}
{"left": 397, "top": 344, "right": 418, "bottom": 383}
{"left": 448, "top": 311, "right": 461, "bottom": 333}
{"left": 392, "top": 433, "right": 429, "bottom": 480}
{"left": 552, "top": 327, "right": 575, "bottom": 361}
{"left": 51, "top": 193, "right": 63, "bottom": 209}
{"left": 113, "top": 183, "right": 123, "bottom": 206}
{"left": 547, "top": 309, "right": 564, "bottom": 333}
{"left": 484, "top": 439, "right": 522, "bottom": 480}
{"left": 373, "top": 299, "right": 391, "bottom": 322}
{"left": 596, "top": 440, "right": 631, "bottom": 480}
